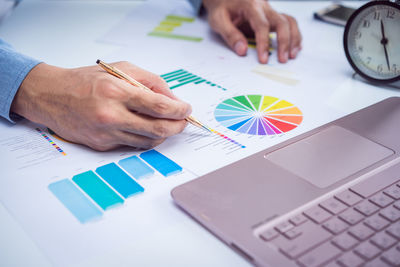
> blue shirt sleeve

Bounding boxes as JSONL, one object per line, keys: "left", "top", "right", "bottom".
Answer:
{"left": 0, "top": 39, "right": 41, "bottom": 122}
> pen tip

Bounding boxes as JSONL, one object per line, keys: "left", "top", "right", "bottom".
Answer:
{"left": 96, "top": 59, "right": 100, "bottom": 64}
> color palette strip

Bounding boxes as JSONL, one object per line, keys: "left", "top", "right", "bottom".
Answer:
{"left": 48, "top": 179, "right": 102, "bottom": 223}
{"left": 96, "top": 163, "right": 144, "bottom": 198}
{"left": 140, "top": 150, "right": 182, "bottom": 177}
{"left": 118, "top": 155, "right": 154, "bottom": 179}
{"left": 210, "top": 128, "right": 246, "bottom": 148}
{"left": 36, "top": 128, "right": 66, "bottom": 155}
{"left": 49, "top": 150, "right": 182, "bottom": 223}
{"left": 148, "top": 14, "right": 203, "bottom": 42}
{"left": 214, "top": 95, "right": 303, "bottom": 136}
{"left": 72, "top": 171, "right": 124, "bottom": 210}
{"left": 161, "top": 69, "right": 227, "bottom": 90}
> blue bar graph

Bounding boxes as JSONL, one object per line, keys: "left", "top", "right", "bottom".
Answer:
{"left": 118, "top": 155, "right": 154, "bottom": 179}
{"left": 140, "top": 150, "right": 182, "bottom": 177}
{"left": 48, "top": 179, "right": 102, "bottom": 223}
{"left": 72, "top": 171, "right": 124, "bottom": 210}
{"left": 96, "top": 163, "right": 144, "bottom": 198}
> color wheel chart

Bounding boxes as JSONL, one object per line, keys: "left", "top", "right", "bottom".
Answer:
{"left": 214, "top": 95, "right": 303, "bottom": 136}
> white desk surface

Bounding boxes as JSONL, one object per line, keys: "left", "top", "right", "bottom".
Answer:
{"left": 0, "top": 1, "right": 398, "bottom": 266}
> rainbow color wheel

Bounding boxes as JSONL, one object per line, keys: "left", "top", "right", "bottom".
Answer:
{"left": 214, "top": 95, "right": 303, "bottom": 136}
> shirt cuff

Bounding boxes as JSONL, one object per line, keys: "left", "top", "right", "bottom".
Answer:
{"left": 0, "top": 42, "right": 41, "bottom": 123}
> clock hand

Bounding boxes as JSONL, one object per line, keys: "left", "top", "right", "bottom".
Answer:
{"left": 380, "top": 20, "right": 390, "bottom": 70}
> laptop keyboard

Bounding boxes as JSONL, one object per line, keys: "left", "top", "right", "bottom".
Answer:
{"left": 259, "top": 174, "right": 400, "bottom": 267}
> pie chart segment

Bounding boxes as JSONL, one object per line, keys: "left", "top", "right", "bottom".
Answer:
{"left": 215, "top": 95, "right": 302, "bottom": 136}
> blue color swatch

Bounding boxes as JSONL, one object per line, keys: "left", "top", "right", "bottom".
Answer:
{"left": 96, "top": 163, "right": 144, "bottom": 198}
{"left": 72, "top": 171, "right": 124, "bottom": 210}
{"left": 140, "top": 149, "right": 182, "bottom": 177}
{"left": 48, "top": 179, "right": 102, "bottom": 223}
{"left": 118, "top": 156, "right": 154, "bottom": 179}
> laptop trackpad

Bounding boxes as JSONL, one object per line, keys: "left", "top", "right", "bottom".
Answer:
{"left": 265, "top": 125, "right": 394, "bottom": 188}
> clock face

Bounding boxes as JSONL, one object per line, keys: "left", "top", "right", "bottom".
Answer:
{"left": 344, "top": 1, "right": 400, "bottom": 82}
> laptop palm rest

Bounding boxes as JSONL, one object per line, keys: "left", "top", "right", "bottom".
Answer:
{"left": 265, "top": 125, "right": 394, "bottom": 189}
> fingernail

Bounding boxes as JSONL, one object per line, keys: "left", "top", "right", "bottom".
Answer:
{"left": 291, "top": 47, "right": 299, "bottom": 58}
{"left": 261, "top": 51, "right": 269, "bottom": 63}
{"left": 234, "top": 41, "right": 246, "bottom": 56}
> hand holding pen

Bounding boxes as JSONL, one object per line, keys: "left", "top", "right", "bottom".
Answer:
{"left": 13, "top": 61, "right": 193, "bottom": 151}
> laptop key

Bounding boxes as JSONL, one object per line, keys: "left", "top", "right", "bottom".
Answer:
{"left": 354, "top": 200, "right": 380, "bottom": 216}
{"left": 364, "top": 258, "right": 392, "bottom": 267}
{"left": 386, "top": 221, "right": 400, "bottom": 239}
{"left": 335, "top": 190, "right": 363, "bottom": 206}
{"left": 364, "top": 214, "right": 390, "bottom": 231}
{"left": 394, "top": 200, "right": 400, "bottom": 210}
{"left": 381, "top": 247, "right": 400, "bottom": 266}
{"left": 275, "top": 221, "right": 294, "bottom": 233}
{"left": 283, "top": 227, "right": 302, "bottom": 240}
{"left": 320, "top": 198, "right": 348, "bottom": 215}
{"left": 303, "top": 205, "right": 332, "bottom": 224}
{"left": 353, "top": 242, "right": 381, "bottom": 260}
{"left": 350, "top": 175, "right": 399, "bottom": 198}
{"left": 337, "top": 252, "right": 364, "bottom": 267}
{"left": 384, "top": 184, "right": 400, "bottom": 200}
{"left": 289, "top": 214, "right": 307, "bottom": 226}
{"left": 379, "top": 205, "right": 400, "bottom": 222}
{"left": 370, "top": 231, "right": 397, "bottom": 250}
{"left": 297, "top": 241, "right": 341, "bottom": 267}
{"left": 348, "top": 223, "right": 375, "bottom": 241}
{"left": 339, "top": 208, "right": 365, "bottom": 225}
{"left": 323, "top": 217, "right": 349, "bottom": 235}
{"left": 259, "top": 228, "right": 279, "bottom": 241}
{"left": 369, "top": 192, "right": 394, "bottom": 208}
{"left": 332, "top": 232, "right": 359, "bottom": 251}
{"left": 274, "top": 222, "right": 332, "bottom": 259}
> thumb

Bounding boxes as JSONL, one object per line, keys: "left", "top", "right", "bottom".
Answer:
{"left": 209, "top": 9, "right": 248, "bottom": 56}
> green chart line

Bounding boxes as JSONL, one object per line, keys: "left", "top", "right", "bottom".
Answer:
{"left": 148, "top": 32, "right": 203, "bottom": 42}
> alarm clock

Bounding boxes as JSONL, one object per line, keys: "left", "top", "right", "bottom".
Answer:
{"left": 343, "top": 0, "right": 400, "bottom": 83}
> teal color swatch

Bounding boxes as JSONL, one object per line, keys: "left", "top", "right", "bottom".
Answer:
{"left": 48, "top": 179, "right": 102, "bottom": 223}
{"left": 118, "top": 156, "right": 154, "bottom": 179}
{"left": 140, "top": 150, "right": 182, "bottom": 177}
{"left": 72, "top": 171, "right": 124, "bottom": 210}
{"left": 96, "top": 163, "right": 144, "bottom": 198}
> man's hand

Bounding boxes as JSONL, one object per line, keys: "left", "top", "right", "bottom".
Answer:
{"left": 203, "top": 0, "right": 302, "bottom": 64}
{"left": 11, "top": 62, "right": 192, "bottom": 151}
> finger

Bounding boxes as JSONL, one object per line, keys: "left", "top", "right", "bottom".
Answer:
{"left": 111, "top": 61, "right": 178, "bottom": 100}
{"left": 124, "top": 87, "right": 192, "bottom": 120}
{"left": 282, "top": 14, "right": 302, "bottom": 59}
{"left": 271, "top": 13, "right": 291, "bottom": 63}
{"left": 245, "top": 5, "right": 271, "bottom": 64}
{"left": 118, "top": 111, "right": 188, "bottom": 140}
{"left": 208, "top": 8, "right": 248, "bottom": 56}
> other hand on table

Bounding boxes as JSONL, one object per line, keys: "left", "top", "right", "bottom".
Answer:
{"left": 203, "top": 0, "right": 302, "bottom": 63}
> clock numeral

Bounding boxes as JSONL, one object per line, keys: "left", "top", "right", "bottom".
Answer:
{"left": 355, "top": 31, "right": 362, "bottom": 39}
{"left": 377, "top": 64, "right": 383, "bottom": 73}
{"left": 362, "top": 20, "right": 370, "bottom": 28}
{"left": 374, "top": 11, "right": 381, "bottom": 20}
{"left": 358, "top": 46, "right": 363, "bottom": 52}
{"left": 366, "top": 57, "right": 372, "bottom": 64}
{"left": 387, "top": 9, "right": 395, "bottom": 19}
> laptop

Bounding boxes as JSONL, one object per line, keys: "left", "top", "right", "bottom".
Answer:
{"left": 172, "top": 97, "right": 400, "bottom": 267}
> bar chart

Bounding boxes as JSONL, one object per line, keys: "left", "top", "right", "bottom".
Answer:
{"left": 49, "top": 150, "right": 182, "bottom": 223}
{"left": 148, "top": 14, "right": 203, "bottom": 42}
{"left": 161, "top": 69, "right": 227, "bottom": 90}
